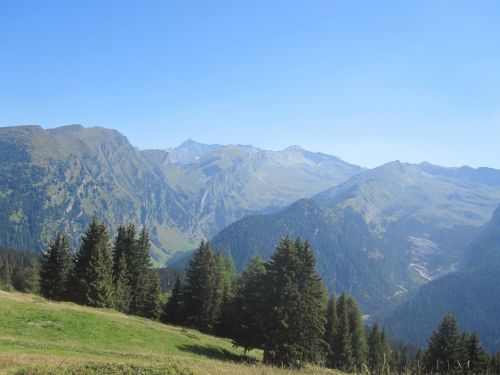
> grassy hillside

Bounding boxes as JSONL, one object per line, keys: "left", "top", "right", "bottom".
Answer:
{"left": 0, "top": 291, "right": 339, "bottom": 375}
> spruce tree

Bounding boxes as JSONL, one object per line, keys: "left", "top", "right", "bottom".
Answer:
{"left": 128, "top": 227, "right": 152, "bottom": 316}
{"left": 112, "top": 224, "right": 134, "bottom": 312}
{"left": 465, "top": 331, "right": 488, "bottom": 374}
{"left": 262, "top": 236, "right": 326, "bottom": 367}
{"left": 425, "top": 314, "right": 462, "bottom": 373}
{"left": 161, "top": 276, "right": 184, "bottom": 325}
{"left": 336, "top": 293, "right": 355, "bottom": 372}
{"left": 183, "top": 241, "right": 219, "bottom": 332}
{"left": 113, "top": 255, "right": 130, "bottom": 312}
{"left": 143, "top": 272, "right": 161, "bottom": 320}
{"left": 347, "top": 296, "right": 368, "bottom": 371}
{"left": 231, "top": 256, "right": 267, "bottom": 352}
{"left": 325, "top": 294, "right": 338, "bottom": 368}
{"left": 72, "top": 218, "right": 114, "bottom": 307}
{"left": 368, "top": 322, "right": 391, "bottom": 375}
{"left": 40, "top": 232, "right": 72, "bottom": 300}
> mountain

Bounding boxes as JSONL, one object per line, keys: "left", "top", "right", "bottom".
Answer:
{"left": 382, "top": 205, "right": 500, "bottom": 352}
{"left": 207, "top": 162, "right": 500, "bottom": 312}
{"left": 154, "top": 142, "right": 362, "bottom": 238}
{"left": 0, "top": 125, "right": 361, "bottom": 263}
{"left": 0, "top": 125, "right": 193, "bottom": 263}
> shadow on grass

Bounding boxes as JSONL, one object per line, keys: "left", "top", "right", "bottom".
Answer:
{"left": 178, "top": 344, "right": 257, "bottom": 364}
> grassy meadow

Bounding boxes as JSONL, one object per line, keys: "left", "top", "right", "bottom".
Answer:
{"left": 0, "top": 291, "right": 340, "bottom": 374}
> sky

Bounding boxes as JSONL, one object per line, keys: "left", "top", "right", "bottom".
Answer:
{"left": 1, "top": 0, "right": 500, "bottom": 168}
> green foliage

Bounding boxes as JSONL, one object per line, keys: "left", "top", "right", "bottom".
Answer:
{"left": 231, "top": 256, "right": 267, "bottom": 351}
{"left": 262, "top": 237, "right": 326, "bottom": 368}
{"left": 71, "top": 217, "right": 114, "bottom": 308}
{"left": 39, "top": 232, "right": 71, "bottom": 300}
{"left": 143, "top": 272, "right": 162, "bottom": 320}
{"left": 335, "top": 294, "right": 354, "bottom": 372}
{"left": 161, "top": 276, "right": 184, "bottom": 325}
{"left": 425, "top": 314, "right": 464, "bottom": 373}
{"left": 324, "top": 295, "right": 338, "bottom": 368}
{"left": 368, "top": 322, "right": 392, "bottom": 375}
{"left": 183, "top": 241, "right": 220, "bottom": 332}
{"left": 0, "top": 246, "right": 39, "bottom": 292}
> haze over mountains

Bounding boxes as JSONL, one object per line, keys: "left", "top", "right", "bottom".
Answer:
{"left": 209, "top": 161, "right": 500, "bottom": 311}
{"left": 0, "top": 125, "right": 500, "bottom": 313}
{"left": 0, "top": 124, "right": 360, "bottom": 263}
{"left": 2, "top": 123, "right": 500, "bottom": 351}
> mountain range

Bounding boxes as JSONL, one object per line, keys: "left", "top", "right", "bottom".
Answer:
{"left": 3, "top": 124, "right": 500, "bottom": 335}
{"left": 382, "top": 204, "right": 500, "bottom": 352}
{"left": 0, "top": 125, "right": 360, "bottom": 263}
{"left": 207, "top": 161, "right": 500, "bottom": 312}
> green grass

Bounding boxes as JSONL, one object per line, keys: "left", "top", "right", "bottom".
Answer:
{"left": 0, "top": 291, "right": 340, "bottom": 375}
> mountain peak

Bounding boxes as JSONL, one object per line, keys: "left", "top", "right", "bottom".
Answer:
{"left": 284, "top": 145, "right": 304, "bottom": 152}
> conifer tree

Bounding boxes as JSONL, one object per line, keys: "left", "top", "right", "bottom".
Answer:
{"left": 336, "top": 293, "right": 355, "bottom": 372}
{"left": 347, "top": 296, "right": 368, "bottom": 370}
{"left": 262, "top": 236, "right": 326, "bottom": 367}
{"left": 13, "top": 259, "right": 40, "bottom": 293}
{"left": 231, "top": 256, "right": 267, "bottom": 352}
{"left": 143, "top": 272, "right": 162, "bottom": 320}
{"left": 72, "top": 217, "right": 114, "bottom": 307}
{"left": 40, "top": 232, "right": 72, "bottom": 300}
{"left": 161, "top": 276, "right": 184, "bottom": 325}
{"left": 465, "top": 331, "right": 488, "bottom": 374}
{"left": 113, "top": 255, "right": 130, "bottom": 312}
{"left": 425, "top": 314, "right": 462, "bottom": 373}
{"left": 325, "top": 294, "right": 338, "bottom": 368}
{"left": 368, "top": 322, "right": 391, "bottom": 375}
{"left": 183, "top": 241, "right": 219, "bottom": 332}
{"left": 128, "top": 227, "right": 152, "bottom": 316}
{"left": 112, "top": 224, "right": 135, "bottom": 312}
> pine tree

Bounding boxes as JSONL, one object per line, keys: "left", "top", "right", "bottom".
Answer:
{"left": 112, "top": 224, "right": 135, "bottom": 312}
{"left": 231, "top": 256, "right": 267, "bottom": 352}
{"left": 128, "top": 227, "right": 153, "bottom": 316}
{"left": 40, "top": 232, "right": 72, "bottom": 300}
{"left": 262, "top": 236, "right": 326, "bottom": 368}
{"left": 215, "top": 284, "right": 235, "bottom": 337}
{"left": 143, "top": 272, "right": 161, "bottom": 320}
{"left": 113, "top": 255, "right": 130, "bottom": 312}
{"left": 72, "top": 218, "right": 114, "bottom": 307}
{"left": 183, "top": 241, "right": 219, "bottom": 332}
{"left": 325, "top": 294, "right": 338, "bottom": 368}
{"left": 425, "top": 314, "right": 462, "bottom": 373}
{"left": 336, "top": 293, "right": 355, "bottom": 372}
{"left": 347, "top": 296, "right": 368, "bottom": 371}
{"left": 368, "top": 322, "right": 391, "bottom": 375}
{"left": 465, "top": 331, "right": 488, "bottom": 374}
{"left": 161, "top": 276, "right": 184, "bottom": 325}
{"left": 13, "top": 259, "right": 40, "bottom": 293}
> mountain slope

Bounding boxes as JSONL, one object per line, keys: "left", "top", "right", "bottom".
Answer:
{"left": 382, "top": 205, "right": 500, "bottom": 352}
{"left": 209, "top": 162, "right": 500, "bottom": 312}
{"left": 147, "top": 142, "right": 362, "bottom": 239}
{"left": 0, "top": 125, "right": 361, "bottom": 262}
{"left": 0, "top": 125, "right": 194, "bottom": 263}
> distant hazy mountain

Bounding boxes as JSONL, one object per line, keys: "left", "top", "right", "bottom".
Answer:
{"left": 154, "top": 141, "right": 362, "bottom": 238}
{"left": 208, "top": 162, "right": 500, "bottom": 312}
{"left": 0, "top": 125, "right": 361, "bottom": 263}
{"left": 382, "top": 205, "right": 500, "bottom": 352}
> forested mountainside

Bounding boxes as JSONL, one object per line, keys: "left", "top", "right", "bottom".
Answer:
{"left": 0, "top": 125, "right": 360, "bottom": 263}
{"left": 208, "top": 162, "right": 500, "bottom": 312}
{"left": 382, "top": 204, "right": 500, "bottom": 352}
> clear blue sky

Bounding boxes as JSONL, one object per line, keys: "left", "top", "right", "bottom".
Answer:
{"left": 1, "top": 1, "right": 499, "bottom": 168}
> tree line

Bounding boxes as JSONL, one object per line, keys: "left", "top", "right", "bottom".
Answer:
{"left": 39, "top": 218, "right": 161, "bottom": 319}
{"left": 3, "top": 221, "right": 500, "bottom": 373}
